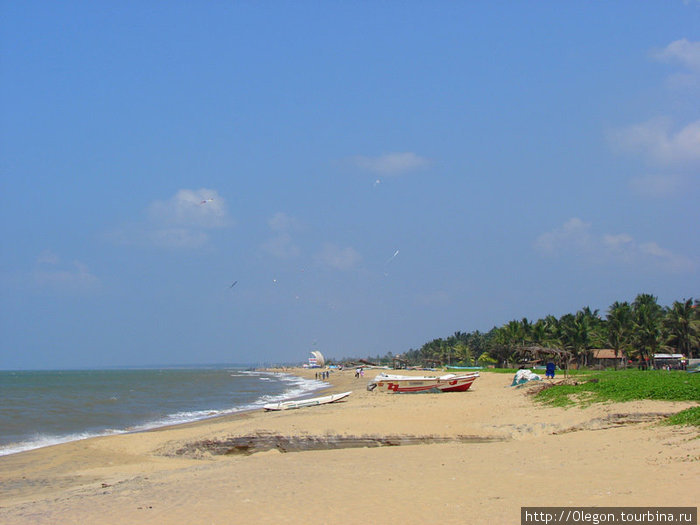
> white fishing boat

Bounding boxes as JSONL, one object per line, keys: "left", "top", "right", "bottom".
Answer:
{"left": 367, "top": 372, "right": 479, "bottom": 393}
{"left": 263, "top": 391, "right": 352, "bottom": 411}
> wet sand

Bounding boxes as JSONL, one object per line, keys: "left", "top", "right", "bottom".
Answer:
{"left": 1, "top": 368, "right": 698, "bottom": 524}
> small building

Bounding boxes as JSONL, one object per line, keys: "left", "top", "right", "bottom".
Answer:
{"left": 591, "top": 349, "right": 626, "bottom": 368}
{"left": 653, "top": 353, "right": 686, "bottom": 370}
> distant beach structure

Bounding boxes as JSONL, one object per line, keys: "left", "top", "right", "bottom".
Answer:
{"left": 309, "top": 351, "right": 325, "bottom": 368}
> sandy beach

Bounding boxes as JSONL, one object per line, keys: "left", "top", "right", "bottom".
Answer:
{"left": 1, "top": 368, "right": 698, "bottom": 524}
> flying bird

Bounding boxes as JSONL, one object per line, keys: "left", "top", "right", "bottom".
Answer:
{"left": 229, "top": 281, "right": 238, "bottom": 288}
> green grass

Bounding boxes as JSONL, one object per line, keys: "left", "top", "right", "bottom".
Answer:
{"left": 481, "top": 367, "right": 596, "bottom": 376}
{"left": 663, "top": 406, "right": 700, "bottom": 427}
{"left": 534, "top": 370, "right": 700, "bottom": 408}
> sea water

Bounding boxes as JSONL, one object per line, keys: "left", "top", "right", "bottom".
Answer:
{"left": 0, "top": 368, "right": 326, "bottom": 456}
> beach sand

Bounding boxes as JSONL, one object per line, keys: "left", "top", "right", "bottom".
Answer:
{"left": 1, "top": 369, "right": 698, "bottom": 524}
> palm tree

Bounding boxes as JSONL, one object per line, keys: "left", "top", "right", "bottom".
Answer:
{"left": 543, "top": 315, "right": 561, "bottom": 346}
{"left": 519, "top": 318, "right": 532, "bottom": 344}
{"left": 453, "top": 341, "right": 473, "bottom": 366}
{"left": 606, "top": 301, "right": 633, "bottom": 368}
{"left": 632, "top": 293, "right": 664, "bottom": 368}
{"left": 530, "top": 319, "right": 548, "bottom": 345}
{"left": 488, "top": 326, "right": 516, "bottom": 367}
{"left": 663, "top": 298, "right": 699, "bottom": 358}
{"left": 559, "top": 309, "right": 601, "bottom": 367}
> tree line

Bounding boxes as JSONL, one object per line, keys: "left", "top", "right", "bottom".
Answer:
{"left": 337, "top": 294, "right": 699, "bottom": 369}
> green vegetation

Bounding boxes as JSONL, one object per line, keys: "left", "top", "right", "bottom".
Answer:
{"left": 534, "top": 370, "right": 700, "bottom": 408}
{"left": 331, "top": 294, "right": 699, "bottom": 369}
{"left": 664, "top": 406, "right": 700, "bottom": 427}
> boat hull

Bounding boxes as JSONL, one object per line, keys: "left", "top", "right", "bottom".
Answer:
{"left": 263, "top": 391, "right": 351, "bottom": 411}
{"left": 367, "top": 373, "right": 478, "bottom": 393}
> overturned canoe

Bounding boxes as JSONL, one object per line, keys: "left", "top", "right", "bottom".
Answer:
{"left": 263, "top": 391, "right": 352, "bottom": 411}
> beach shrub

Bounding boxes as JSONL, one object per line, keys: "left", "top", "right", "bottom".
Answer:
{"left": 664, "top": 406, "right": 700, "bottom": 427}
{"left": 534, "top": 370, "right": 700, "bottom": 407}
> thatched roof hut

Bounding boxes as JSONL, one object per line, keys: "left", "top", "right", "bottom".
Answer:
{"left": 514, "top": 345, "right": 574, "bottom": 375}
{"left": 392, "top": 355, "right": 408, "bottom": 369}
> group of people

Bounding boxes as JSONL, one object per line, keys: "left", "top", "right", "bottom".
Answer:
{"left": 354, "top": 368, "right": 364, "bottom": 378}
{"left": 315, "top": 371, "right": 330, "bottom": 380}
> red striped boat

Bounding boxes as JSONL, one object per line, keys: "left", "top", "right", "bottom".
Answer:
{"left": 367, "top": 372, "right": 479, "bottom": 393}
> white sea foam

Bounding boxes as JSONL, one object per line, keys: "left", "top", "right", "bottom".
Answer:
{"left": 0, "top": 430, "right": 123, "bottom": 457}
{"left": 0, "top": 371, "right": 326, "bottom": 457}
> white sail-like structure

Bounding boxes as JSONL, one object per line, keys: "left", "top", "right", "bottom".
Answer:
{"left": 309, "top": 350, "right": 325, "bottom": 368}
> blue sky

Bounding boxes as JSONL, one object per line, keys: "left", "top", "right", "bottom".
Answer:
{"left": 1, "top": 1, "right": 698, "bottom": 369}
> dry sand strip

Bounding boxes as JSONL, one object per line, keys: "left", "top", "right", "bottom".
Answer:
{"left": 1, "top": 369, "right": 698, "bottom": 525}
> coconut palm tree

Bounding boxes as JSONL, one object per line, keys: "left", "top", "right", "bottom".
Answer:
{"left": 530, "top": 319, "right": 548, "bottom": 345}
{"left": 632, "top": 293, "right": 664, "bottom": 367}
{"left": 543, "top": 315, "right": 561, "bottom": 346}
{"left": 606, "top": 301, "right": 633, "bottom": 368}
{"left": 558, "top": 309, "right": 601, "bottom": 367}
{"left": 663, "top": 298, "right": 699, "bottom": 358}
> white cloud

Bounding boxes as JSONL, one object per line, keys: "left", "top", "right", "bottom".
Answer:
{"left": 610, "top": 118, "right": 700, "bottom": 197}
{"left": 267, "top": 212, "right": 301, "bottom": 233}
{"left": 535, "top": 218, "right": 695, "bottom": 273}
{"left": 610, "top": 40, "right": 700, "bottom": 197}
{"left": 33, "top": 251, "right": 100, "bottom": 292}
{"left": 261, "top": 232, "right": 300, "bottom": 259}
{"left": 261, "top": 212, "right": 301, "bottom": 259}
{"left": 315, "top": 244, "right": 362, "bottom": 271}
{"left": 352, "top": 152, "right": 430, "bottom": 175}
{"left": 109, "top": 188, "right": 231, "bottom": 249}
{"left": 653, "top": 39, "right": 700, "bottom": 72}
{"left": 36, "top": 250, "right": 60, "bottom": 265}
{"left": 534, "top": 218, "right": 594, "bottom": 256}
{"left": 611, "top": 118, "right": 700, "bottom": 166}
{"left": 148, "top": 188, "right": 230, "bottom": 229}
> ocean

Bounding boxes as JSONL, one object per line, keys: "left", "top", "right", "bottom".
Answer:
{"left": 0, "top": 368, "right": 326, "bottom": 456}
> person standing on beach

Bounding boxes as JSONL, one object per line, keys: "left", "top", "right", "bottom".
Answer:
{"left": 546, "top": 362, "right": 555, "bottom": 379}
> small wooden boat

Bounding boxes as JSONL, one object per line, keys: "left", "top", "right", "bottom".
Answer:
{"left": 367, "top": 372, "right": 479, "bottom": 393}
{"left": 263, "top": 391, "right": 352, "bottom": 411}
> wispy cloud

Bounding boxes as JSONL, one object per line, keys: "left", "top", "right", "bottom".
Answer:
{"left": 261, "top": 232, "right": 300, "bottom": 259}
{"left": 610, "top": 40, "right": 700, "bottom": 197}
{"left": 148, "top": 189, "right": 230, "bottom": 229}
{"left": 653, "top": 38, "right": 700, "bottom": 90}
{"left": 611, "top": 118, "right": 700, "bottom": 166}
{"left": 352, "top": 152, "right": 430, "bottom": 175}
{"left": 261, "top": 212, "right": 301, "bottom": 259}
{"left": 535, "top": 218, "right": 595, "bottom": 256}
{"left": 315, "top": 243, "right": 362, "bottom": 271}
{"left": 109, "top": 188, "right": 231, "bottom": 249}
{"left": 610, "top": 118, "right": 699, "bottom": 197}
{"left": 652, "top": 39, "right": 700, "bottom": 72}
{"left": 535, "top": 218, "right": 695, "bottom": 272}
{"left": 33, "top": 250, "right": 100, "bottom": 292}
{"left": 267, "top": 212, "right": 301, "bottom": 233}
